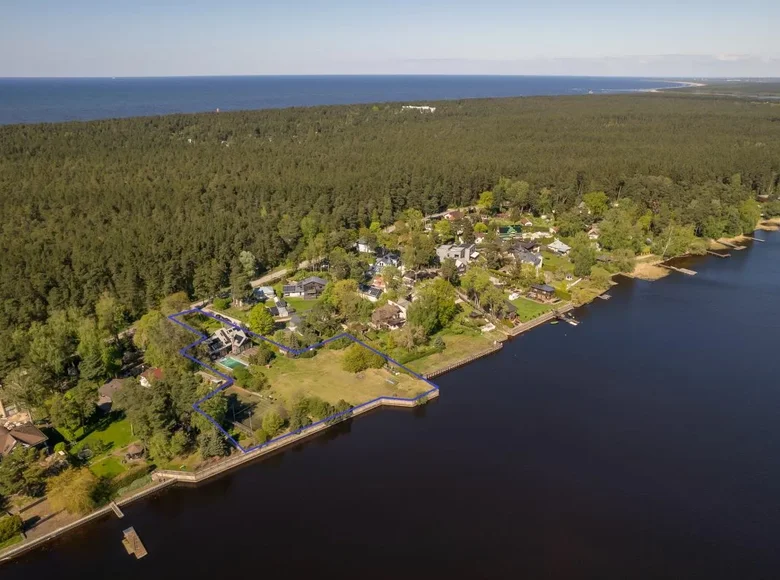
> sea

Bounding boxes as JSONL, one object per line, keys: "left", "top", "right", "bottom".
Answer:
{"left": 0, "top": 75, "right": 687, "bottom": 125}
{"left": 4, "top": 234, "right": 780, "bottom": 579}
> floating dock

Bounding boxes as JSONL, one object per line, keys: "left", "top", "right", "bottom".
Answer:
{"left": 598, "top": 293, "right": 612, "bottom": 300}
{"left": 122, "top": 527, "right": 147, "bottom": 559}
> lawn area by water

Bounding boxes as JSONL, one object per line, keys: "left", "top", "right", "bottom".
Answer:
{"left": 71, "top": 415, "right": 135, "bottom": 457}
{"left": 89, "top": 456, "right": 128, "bottom": 479}
{"left": 511, "top": 296, "right": 554, "bottom": 322}
{"left": 405, "top": 330, "right": 503, "bottom": 375}
{"left": 262, "top": 347, "right": 428, "bottom": 407}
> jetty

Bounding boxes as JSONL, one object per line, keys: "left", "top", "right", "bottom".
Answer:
{"left": 122, "top": 527, "right": 147, "bottom": 559}
{"left": 661, "top": 265, "right": 697, "bottom": 276}
{"left": 109, "top": 501, "right": 124, "bottom": 518}
{"left": 706, "top": 250, "right": 730, "bottom": 258}
{"left": 598, "top": 293, "right": 612, "bottom": 300}
{"left": 745, "top": 236, "right": 764, "bottom": 242}
{"left": 716, "top": 240, "right": 746, "bottom": 250}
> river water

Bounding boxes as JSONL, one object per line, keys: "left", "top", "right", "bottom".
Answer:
{"left": 4, "top": 233, "right": 780, "bottom": 579}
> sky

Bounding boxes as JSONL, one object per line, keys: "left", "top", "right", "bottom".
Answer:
{"left": 1, "top": 0, "right": 778, "bottom": 77}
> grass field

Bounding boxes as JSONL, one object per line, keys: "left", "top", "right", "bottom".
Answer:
{"left": 0, "top": 533, "right": 23, "bottom": 550}
{"left": 71, "top": 416, "right": 135, "bottom": 457}
{"left": 284, "top": 296, "right": 320, "bottom": 313}
{"left": 511, "top": 296, "right": 554, "bottom": 322}
{"left": 89, "top": 456, "right": 128, "bottom": 479}
{"left": 541, "top": 250, "right": 574, "bottom": 274}
{"left": 404, "top": 330, "right": 504, "bottom": 375}
{"left": 262, "top": 347, "right": 429, "bottom": 407}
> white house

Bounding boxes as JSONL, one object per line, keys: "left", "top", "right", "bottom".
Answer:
{"left": 436, "top": 243, "right": 476, "bottom": 264}
{"left": 548, "top": 239, "right": 571, "bottom": 256}
{"left": 355, "top": 240, "right": 375, "bottom": 254}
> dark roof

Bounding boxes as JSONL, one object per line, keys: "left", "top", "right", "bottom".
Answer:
{"left": 300, "top": 276, "right": 327, "bottom": 286}
{"left": 98, "top": 378, "right": 126, "bottom": 399}
{"left": 515, "top": 240, "right": 539, "bottom": 251}
{"left": 504, "top": 301, "right": 518, "bottom": 313}
{"left": 275, "top": 299, "right": 287, "bottom": 307}
{"left": 126, "top": 443, "right": 144, "bottom": 455}
{"left": 359, "top": 285, "right": 383, "bottom": 298}
{"left": 531, "top": 284, "right": 556, "bottom": 293}
{"left": 4, "top": 423, "right": 48, "bottom": 447}
{"left": 498, "top": 225, "right": 523, "bottom": 235}
{"left": 0, "top": 427, "right": 16, "bottom": 456}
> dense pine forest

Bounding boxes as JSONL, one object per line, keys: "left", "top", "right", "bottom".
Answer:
{"left": 1, "top": 92, "right": 779, "bottom": 375}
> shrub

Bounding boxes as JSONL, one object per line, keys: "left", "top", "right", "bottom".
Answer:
{"left": 253, "top": 429, "right": 269, "bottom": 444}
{"left": 53, "top": 442, "right": 67, "bottom": 453}
{"left": 248, "top": 344, "right": 275, "bottom": 365}
{"left": 0, "top": 515, "right": 22, "bottom": 543}
{"left": 341, "top": 344, "right": 385, "bottom": 373}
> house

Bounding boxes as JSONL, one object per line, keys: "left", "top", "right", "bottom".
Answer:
{"left": 355, "top": 239, "right": 375, "bottom": 254}
{"left": 205, "top": 327, "right": 251, "bottom": 360}
{"left": 0, "top": 398, "right": 28, "bottom": 423}
{"left": 513, "top": 249, "right": 543, "bottom": 270}
{"left": 436, "top": 243, "right": 476, "bottom": 264}
{"left": 389, "top": 298, "right": 411, "bottom": 319}
{"left": 528, "top": 284, "right": 557, "bottom": 303}
{"left": 0, "top": 423, "right": 48, "bottom": 458}
{"left": 588, "top": 226, "right": 600, "bottom": 241}
{"left": 358, "top": 285, "right": 383, "bottom": 302}
{"left": 370, "top": 304, "right": 405, "bottom": 330}
{"left": 498, "top": 225, "right": 524, "bottom": 239}
{"left": 282, "top": 276, "right": 327, "bottom": 299}
{"left": 125, "top": 444, "right": 145, "bottom": 461}
{"left": 503, "top": 301, "right": 518, "bottom": 320}
{"left": 287, "top": 314, "right": 304, "bottom": 334}
{"left": 519, "top": 217, "right": 534, "bottom": 227}
{"left": 375, "top": 252, "right": 402, "bottom": 271}
{"left": 444, "top": 210, "right": 463, "bottom": 222}
{"left": 252, "top": 286, "right": 276, "bottom": 302}
{"left": 268, "top": 298, "right": 290, "bottom": 319}
{"left": 139, "top": 367, "right": 164, "bottom": 388}
{"left": 196, "top": 371, "right": 223, "bottom": 385}
{"left": 515, "top": 240, "right": 540, "bottom": 252}
{"left": 548, "top": 239, "right": 571, "bottom": 256}
{"left": 98, "top": 378, "right": 127, "bottom": 413}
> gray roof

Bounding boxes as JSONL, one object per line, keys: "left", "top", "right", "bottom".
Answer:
{"left": 299, "top": 276, "right": 327, "bottom": 286}
{"left": 532, "top": 284, "right": 556, "bottom": 293}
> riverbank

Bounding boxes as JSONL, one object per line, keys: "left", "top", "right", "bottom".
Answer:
{"left": 0, "top": 229, "right": 772, "bottom": 566}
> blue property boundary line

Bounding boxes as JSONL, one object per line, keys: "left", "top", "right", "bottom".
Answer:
{"left": 168, "top": 308, "right": 440, "bottom": 454}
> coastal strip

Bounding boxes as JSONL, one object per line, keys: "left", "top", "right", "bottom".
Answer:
{"left": 0, "top": 479, "right": 176, "bottom": 563}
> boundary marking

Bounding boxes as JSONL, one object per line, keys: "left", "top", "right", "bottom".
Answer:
{"left": 168, "top": 308, "right": 440, "bottom": 453}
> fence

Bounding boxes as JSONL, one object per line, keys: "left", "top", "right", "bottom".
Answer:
{"left": 423, "top": 342, "right": 504, "bottom": 379}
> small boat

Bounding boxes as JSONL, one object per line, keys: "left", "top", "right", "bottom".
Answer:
{"left": 565, "top": 318, "right": 580, "bottom": 326}
{"left": 550, "top": 320, "right": 559, "bottom": 325}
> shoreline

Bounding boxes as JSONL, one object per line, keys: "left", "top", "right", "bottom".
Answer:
{"left": 0, "top": 227, "right": 772, "bottom": 565}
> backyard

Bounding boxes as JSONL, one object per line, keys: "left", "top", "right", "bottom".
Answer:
{"left": 511, "top": 296, "right": 555, "bottom": 322}
{"left": 283, "top": 296, "right": 320, "bottom": 313}
{"left": 404, "top": 330, "right": 505, "bottom": 375}
{"left": 262, "top": 346, "right": 429, "bottom": 407}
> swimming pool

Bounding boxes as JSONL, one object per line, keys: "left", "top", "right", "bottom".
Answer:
{"left": 218, "top": 356, "right": 248, "bottom": 370}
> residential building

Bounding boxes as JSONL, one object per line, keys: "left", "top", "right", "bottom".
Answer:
{"left": 252, "top": 286, "right": 276, "bottom": 301}
{"left": 444, "top": 210, "right": 463, "bottom": 222}
{"left": 389, "top": 298, "right": 411, "bottom": 319}
{"left": 205, "top": 327, "right": 251, "bottom": 360}
{"left": 436, "top": 243, "right": 476, "bottom": 264}
{"left": 370, "top": 304, "right": 405, "bottom": 330}
{"left": 375, "top": 252, "right": 402, "bottom": 271}
{"left": 288, "top": 314, "right": 304, "bottom": 334}
{"left": 515, "top": 240, "right": 540, "bottom": 252}
{"left": 355, "top": 239, "right": 376, "bottom": 254}
{"left": 0, "top": 423, "right": 48, "bottom": 458}
{"left": 498, "top": 225, "right": 524, "bottom": 239}
{"left": 139, "top": 367, "right": 164, "bottom": 388}
{"left": 548, "top": 239, "right": 572, "bottom": 256}
{"left": 98, "top": 378, "right": 127, "bottom": 413}
{"left": 282, "top": 276, "right": 327, "bottom": 299}
{"left": 358, "top": 285, "right": 383, "bottom": 302}
{"left": 513, "top": 249, "right": 544, "bottom": 270}
{"left": 528, "top": 284, "right": 557, "bottom": 303}
{"left": 588, "top": 226, "right": 600, "bottom": 241}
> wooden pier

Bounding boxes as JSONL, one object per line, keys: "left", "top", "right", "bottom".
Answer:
{"left": 745, "top": 236, "right": 764, "bottom": 242}
{"left": 716, "top": 240, "right": 746, "bottom": 250}
{"left": 122, "top": 527, "right": 147, "bottom": 559}
{"left": 706, "top": 250, "right": 730, "bottom": 258}
{"left": 661, "top": 265, "right": 697, "bottom": 276}
{"left": 109, "top": 501, "right": 124, "bottom": 518}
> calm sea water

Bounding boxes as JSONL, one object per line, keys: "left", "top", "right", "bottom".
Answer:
{"left": 4, "top": 233, "right": 780, "bottom": 579}
{"left": 0, "top": 76, "right": 685, "bottom": 125}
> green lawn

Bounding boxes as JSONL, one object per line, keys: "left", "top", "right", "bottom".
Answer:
{"left": 0, "top": 534, "right": 23, "bottom": 550}
{"left": 404, "top": 330, "right": 504, "bottom": 375}
{"left": 511, "top": 296, "right": 554, "bottom": 322}
{"left": 284, "top": 296, "right": 320, "bottom": 313}
{"left": 71, "top": 416, "right": 135, "bottom": 457}
{"left": 90, "top": 456, "right": 128, "bottom": 479}
{"left": 541, "top": 250, "right": 574, "bottom": 273}
{"left": 262, "top": 348, "right": 428, "bottom": 408}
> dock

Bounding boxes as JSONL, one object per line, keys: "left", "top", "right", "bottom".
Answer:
{"left": 598, "top": 293, "right": 612, "bottom": 300}
{"left": 706, "top": 250, "right": 730, "bottom": 258}
{"left": 122, "top": 527, "right": 147, "bottom": 559}
{"left": 109, "top": 501, "right": 124, "bottom": 518}
{"left": 745, "top": 236, "right": 764, "bottom": 242}
{"left": 716, "top": 240, "right": 746, "bottom": 250}
{"left": 661, "top": 265, "right": 697, "bottom": 276}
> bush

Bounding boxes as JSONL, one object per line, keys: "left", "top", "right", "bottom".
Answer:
{"left": 0, "top": 515, "right": 22, "bottom": 543}
{"left": 253, "top": 429, "right": 269, "bottom": 444}
{"left": 212, "top": 297, "right": 231, "bottom": 310}
{"left": 54, "top": 442, "right": 67, "bottom": 453}
{"left": 248, "top": 344, "right": 275, "bottom": 365}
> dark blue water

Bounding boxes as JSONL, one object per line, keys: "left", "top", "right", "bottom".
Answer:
{"left": 0, "top": 75, "right": 686, "bottom": 125}
{"left": 3, "top": 233, "right": 780, "bottom": 579}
